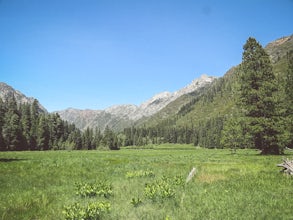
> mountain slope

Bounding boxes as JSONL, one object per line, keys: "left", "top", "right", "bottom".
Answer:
{"left": 57, "top": 74, "right": 215, "bottom": 131}
{"left": 137, "top": 34, "right": 293, "bottom": 148}
{"left": 0, "top": 82, "right": 47, "bottom": 113}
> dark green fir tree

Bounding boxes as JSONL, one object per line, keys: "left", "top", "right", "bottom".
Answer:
{"left": 240, "top": 37, "right": 282, "bottom": 154}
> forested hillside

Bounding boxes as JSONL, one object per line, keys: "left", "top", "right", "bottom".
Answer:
{"left": 122, "top": 35, "right": 293, "bottom": 154}
{"left": 0, "top": 97, "right": 120, "bottom": 151}
{"left": 1, "top": 35, "right": 292, "bottom": 153}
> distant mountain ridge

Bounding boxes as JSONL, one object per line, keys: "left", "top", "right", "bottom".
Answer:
{"left": 57, "top": 74, "right": 216, "bottom": 131}
{"left": 107, "top": 74, "right": 215, "bottom": 120}
{"left": 0, "top": 82, "right": 47, "bottom": 113}
{"left": 1, "top": 34, "right": 291, "bottom": 134}
{"left": 265, "top": 35, "right": 293, "bottom": 63}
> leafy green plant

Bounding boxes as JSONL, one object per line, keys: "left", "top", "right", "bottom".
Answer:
{"left": 144, "top": 178, "right": 175, "bottom": 201}
{"left": 171, "top": 175, "right": 185, "bottom": 186}
{"left": 85, "top": 202, "right": 110, "bottom": 219}
{"left": 63, "top": 202, "right": 81, "bottom": 220}
{"left": 144, "top": 175, "right": 185, "bottom": 201}
{"left": 63, "top": 201, "right": 110, "bottom": 220}
{"left": 130, "top": 197, "right": 143, "bottom": 207}
{"left": 75, "top": 181, "right": 113, "bottom": 198}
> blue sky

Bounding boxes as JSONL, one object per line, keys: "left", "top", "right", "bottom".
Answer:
{"left": 0, "top": 0, "right": 292, "bottom": 112}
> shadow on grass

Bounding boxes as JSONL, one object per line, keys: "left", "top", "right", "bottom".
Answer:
{"left": 0, "top": 158, "right": 27, "bottom": 163}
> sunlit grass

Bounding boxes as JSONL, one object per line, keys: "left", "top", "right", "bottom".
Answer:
{"left": 0, "top": 146, "right": 292, "bottom": 219}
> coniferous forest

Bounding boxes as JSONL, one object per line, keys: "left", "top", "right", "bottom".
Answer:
{"left": 0, "top": 37, "right": 292, "bottom": 154}
{"left": 0, "top": 97, "right": 119, "bottom": 151}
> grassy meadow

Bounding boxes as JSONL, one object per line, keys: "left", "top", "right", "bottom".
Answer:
{"left": 0, "top": 145, "right": 292, "bottom": 220}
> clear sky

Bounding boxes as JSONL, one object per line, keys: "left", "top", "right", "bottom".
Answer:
{"left": 0, "top": 0, "right": 292, "bottom": 112}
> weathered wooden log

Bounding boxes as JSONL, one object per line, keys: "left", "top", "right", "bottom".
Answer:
{"left": 186, "top": 167, "right": 196, "bottom": 183}
{"left": 277, "top": 158, "right": 293, "bottom": 175}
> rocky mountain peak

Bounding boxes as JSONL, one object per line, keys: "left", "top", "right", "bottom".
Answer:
{"left": 0, "top": 82, "right": 47, "bottom": 112}
{"left": 174, "top": 74, "right": 215, "bottom": 97}
{"left": 56, "top": 74, "right": 216, "bottom": 130}
{"left": 105, "top": 104, "right": 138, "bottom": 119}
{"left": 131, "top": 74, "right": 216, "bottom": 120}
{"left": 139, "top": 91, "right": 172, "bottom": 109}
{"left": 265, "top": 34, "right": 293, "bottom": 63}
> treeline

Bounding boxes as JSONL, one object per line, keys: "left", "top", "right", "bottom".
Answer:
{"left": 123, "top": 116, "right": 224, "bottom": 148}
{"left": 0, "top": 97, "right": 119, "bottom": 151}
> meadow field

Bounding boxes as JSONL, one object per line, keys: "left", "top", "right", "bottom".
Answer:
{"left": 0, "top": 145, "right": 292, "bottom": 220}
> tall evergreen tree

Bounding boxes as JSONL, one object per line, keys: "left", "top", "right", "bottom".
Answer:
{"left": 20, "top": 104, "right": 31, "bottom": 150}
{"left": 82, "top": 127, "right": 94, "bottom": 149}
{"left": 1, "top": 96, "right": 24, "bottom": 150}
{"left": 93, "top": 127, "right": 103, "bottom": 149}
{"left": 2, "top": 111, "right": 23, "bottom": 150}
{"left": 0, "top": 98, "right": 6, "bottom": 150}
{"left": 73, "top": 129, "right": 83, "bottom": 150}
{"left": 48, "top": 113, "right": 65, "bottom": 149}
{"left": 29, "top": 99, "right": 39, "bottom": 149}
{"left": 284, "top": 50, "right": 293, "bottom": 148}
{"left": 240, "top": 37, "right": 282, "bottom": 154}
{"left": 220, "top": 116, "right": 252, "bottom": 153}
{"left": 37, "top": 115, "right": 50, "bottom": 150}
{"left": 103, "top": 126, "right": 119, "bottom": 150}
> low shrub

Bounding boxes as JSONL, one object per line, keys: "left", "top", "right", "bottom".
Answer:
{"left": 75, "top": 181, "right": 113, "bottom": 198}
{"left": 63, "top": 201, "right": 110, "bottom": 220}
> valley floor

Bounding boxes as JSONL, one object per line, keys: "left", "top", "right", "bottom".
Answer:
{"left": 0, "top": 145, "right": 292, "bottom": 219}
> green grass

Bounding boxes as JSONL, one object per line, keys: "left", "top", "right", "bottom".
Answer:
{"left": 0, "top": 145, "right": 292, "bottom": 220}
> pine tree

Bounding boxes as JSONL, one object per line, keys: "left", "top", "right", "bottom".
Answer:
{"left": 37, "top": 115, "right": 50, "bottom": 150}
{"left": 20, "top": 104, "right": 31, "bottom": 150}
{"left": 0, "top": 98, "right": 6, "bottom": 150}
{"left": 284, "top": 50, "right": 293, "bottom": 148}
{"left": 82, "top": 127, "right": 94, "bottom": 149}
{"left": 73, "top": 129, "right": 83, "bottom": 150}
{"left": 93, "top": 127, "right": 103, "bottom": 149}
{"left": 240, "top": 37, "right": 282, "bottom": 154}
{"left": 220, "top": 116, "right": 252, "bottom": 153}
{"left": 29, "top": 99, "right": 39, "bottom": 150}
{"left": 48, "top": 113, "right": 65, "bottom": 149}
{"left": 2, "top": 111, "right": 23, "bottom": 150}
{"left": 103, "top": 126, "right": 119, "bottom": 150}
{"left": 1, "top": 96, "right": 24, "bottom": 150}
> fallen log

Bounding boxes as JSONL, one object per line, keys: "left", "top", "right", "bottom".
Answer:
{"left": 186, "top": 167, "right": 196, "bottom": 183}
{"left": 277, "top": 158, "right": 293, "bottom": 175}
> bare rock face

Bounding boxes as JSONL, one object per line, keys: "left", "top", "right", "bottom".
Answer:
{"left": 105, "top": 104, "right": 138, "bottom": 119}
{"left": 127, "top": 74, "right": 216, "bottom": 120}
{"left": 57, "top": 108, "right": 103, "bottom": 129}
{"left": 0, "top": 82, "right": 47, "bottom": 113}
{"left": 56, "top": 74, "right": 216, "bottom": 131}
{"left": 265, "top": 35, "right": 293, "bottom": 63}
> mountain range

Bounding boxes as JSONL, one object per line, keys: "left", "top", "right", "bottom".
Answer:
{"left": 0, "top": 75, "right": 215, "bottom": 131}
{"left": 1, "top": 34, "right": 292, "bottom": 133}
{"left": 56, "top": 74, "right": 215, "bottom": 131}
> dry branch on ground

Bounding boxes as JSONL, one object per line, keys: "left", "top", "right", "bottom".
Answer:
{"left": 277, "top": 158, "right": 293, "bottom": 175}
